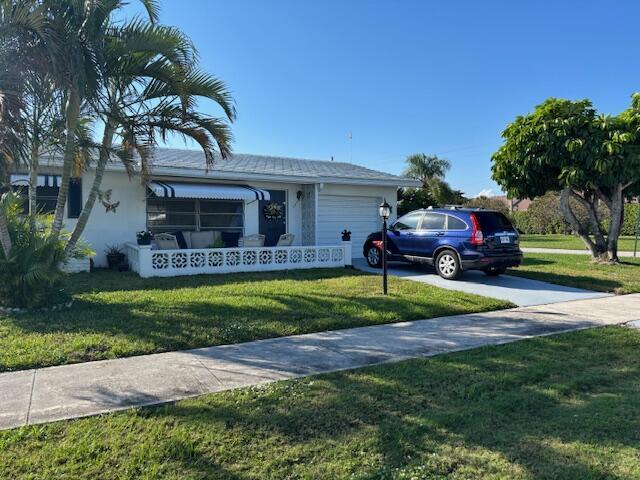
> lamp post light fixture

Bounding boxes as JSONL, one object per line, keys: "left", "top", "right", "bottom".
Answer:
{"left": 378, "top": 199, "right": 391, "bottom": 295}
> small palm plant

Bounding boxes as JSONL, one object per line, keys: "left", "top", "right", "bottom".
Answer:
{"left": 0, "top": 192, "right": 89, "bottom": 309}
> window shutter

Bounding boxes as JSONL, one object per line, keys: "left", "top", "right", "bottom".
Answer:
{"left": 68, "top": 178, "right": 82, "bottom": 218}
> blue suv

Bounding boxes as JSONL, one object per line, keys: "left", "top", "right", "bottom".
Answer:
{"left": 363, "top": 207, "right": 523, "bottom": 279}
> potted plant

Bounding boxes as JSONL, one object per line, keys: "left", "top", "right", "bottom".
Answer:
{"left": 105, "top": 244, "right": 125, "bottom": 269}
{"left": 136, "top": 230, "right": 153, "bottom": 246}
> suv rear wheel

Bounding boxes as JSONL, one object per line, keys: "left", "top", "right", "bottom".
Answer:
{"left": 435, "top": 250, "right": 462, "bottom": 280}
{"left": 365, "top": 245, "right": 382, "bottom": 268}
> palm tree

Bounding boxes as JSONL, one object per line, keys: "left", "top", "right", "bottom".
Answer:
{"left": 403, "top": 153, "right": 451, "bottom": 189}
{"left": 64, "top": 20, "right": 235, "bottom": 255}
{"left": 0, "top": 0, "right": 50, "bottom": 256}
{"left": 43, "top": 0, "right": 161, "bottom": 239}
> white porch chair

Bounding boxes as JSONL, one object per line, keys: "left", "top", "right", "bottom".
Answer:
{"left": 276, "top": 233, "right": 295, "bottom": 246}
{"left": 152, "top": 233, "right": 180, "bottom": 250}
{"left": 239, "top": 234, "right": 265, "bottom": 247}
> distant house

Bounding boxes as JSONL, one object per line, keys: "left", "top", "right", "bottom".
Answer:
{"left": 10, "top": 149, "right": 419, "bottom": 267}
{"left": 492, "top": 195, "right": 531, "bottom": 212}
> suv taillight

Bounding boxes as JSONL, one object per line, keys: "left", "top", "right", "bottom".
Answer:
{"left": 470, "top": 213, "right": 484, "bottom": 246}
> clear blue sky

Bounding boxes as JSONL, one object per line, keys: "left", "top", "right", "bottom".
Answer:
{"left": 128, "top": 0, "right": 640, "bottom": 197}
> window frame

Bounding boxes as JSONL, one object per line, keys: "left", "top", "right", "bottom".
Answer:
{"left": 146, "top": 195, "right": 245, "bottom": 234}
{"left": 419, "top": 212, "right": 447, "bottom": 231}
{"left": 445, "top": 215, "right": 469, "bottom": 231}
{"left": 11, "top": 178, "right": 82, "bottom": 218}
{"left": 392, "top": 211, "right": 424, "bottom": 231}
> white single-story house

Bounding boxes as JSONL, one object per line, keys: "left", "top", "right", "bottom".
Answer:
{"left": 10, "top": 148, "right": 419, "bottom": 275}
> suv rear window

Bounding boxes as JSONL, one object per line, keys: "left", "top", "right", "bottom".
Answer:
{"left": 447, "top": 215, "right": 467, "bottom": 230}
{"left": 474, "top": 212, "right": 515, "bottom": 234}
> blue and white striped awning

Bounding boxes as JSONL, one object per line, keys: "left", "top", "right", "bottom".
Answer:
{"left": 150, "top": 181, "right": 270, "bottom": 201}
{"left": 10, "top": 174, "right": 62, "bottom": 187}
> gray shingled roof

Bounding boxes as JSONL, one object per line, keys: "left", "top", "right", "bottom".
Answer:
{"left": 148, "top": 148, "right": 414, "bottom": 184}
{"left": 38, "top": 148, "right": 418, "bottom": 186}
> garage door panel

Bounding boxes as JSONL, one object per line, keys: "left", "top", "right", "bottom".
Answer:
{"left": 318, "top": 194, "right": 381, "bottom": 257}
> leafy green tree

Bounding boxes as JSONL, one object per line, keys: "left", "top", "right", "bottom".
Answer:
{"left": 397, "top": 187, "right": 436, "bottom": 215}
{"left": 492, "top": 97, "right": 640, "bottom": 262}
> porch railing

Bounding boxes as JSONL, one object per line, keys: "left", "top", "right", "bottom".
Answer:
{"left": 125, "top": 241, "right": 352, "bottom": 278}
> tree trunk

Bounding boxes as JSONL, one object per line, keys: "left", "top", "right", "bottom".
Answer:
{"left": 560, "top": 187, "right": 605, "bottom": 259}
{"left": 0, "top": 208, "right": 12, "bottom": 258}
{"left": 606, "top": 184, "right": 624, "bottom": 263}
{"left": 570, "top": 191, "right": 607, "bottom": 253}
{"left": 28, "top": 142, "right": 39, "bottom": 223}
{"left": 52, "top": 89, "right": 80, "bottom": 238}
{"left": 65, "top": 123, "right": 115, "bottom": 256}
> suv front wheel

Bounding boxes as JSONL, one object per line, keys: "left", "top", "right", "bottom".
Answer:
{"left": 365, "top": 245, "right": 382, "bottom": 268}
{"left": 435, "top": 250, "right": 462, "bottom": 280}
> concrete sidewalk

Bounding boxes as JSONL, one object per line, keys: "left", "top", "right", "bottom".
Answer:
{"left": 522, "top": 247, "right": 637, "bottom": 257}
{"left": 2, "top": 294, "right": 639, "bottom": 431}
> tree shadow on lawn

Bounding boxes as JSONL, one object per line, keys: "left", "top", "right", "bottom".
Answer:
{"left": 520, "top": 257, "right": 556, "bottom": 266}
{"left": 1, "top": 283, "right": 505, "bottom": 371}
{"left": 134, "top": 329, "right": 640, "bottom": 479}
{"left": 66, "top": 267, "right": 362, "bottom": 295}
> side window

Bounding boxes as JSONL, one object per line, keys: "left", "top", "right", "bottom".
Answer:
{"left": 447, "top": 215, "right": 468, "bottom": 230}
{"left": 393, "top": 212, "right": 423, "bottom": 230}
{"left": 421, "top": 213, "right": 446, "bottom": 230}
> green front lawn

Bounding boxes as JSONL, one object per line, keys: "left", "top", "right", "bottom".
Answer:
{"left": 510, "top": 253, "right": 640, "bottom": 293}
{"left": 520, "top": 234, "right": 637, "bottom": 251}
{"left": 0, "top": 268, "right": 510, "bottom": 373}
{"left": 2, "top": 327, "right": 638, "bottom": 479}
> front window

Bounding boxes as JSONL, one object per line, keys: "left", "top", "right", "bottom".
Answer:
{"left": 146, "top": 195, "right": 243, "bottom": 234}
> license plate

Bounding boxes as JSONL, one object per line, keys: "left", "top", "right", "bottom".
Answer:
{"left": 499, "top": 236, "right": 510, "bottom": 244}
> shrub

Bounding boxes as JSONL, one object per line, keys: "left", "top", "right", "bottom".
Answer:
{"left": 621, "top": 203, "right": 639, "bottom": 236}
{"left": 463, "top": 196, "right": 510, "bottom": 216}
{"left": 0, "top": 192, "right": 89, "bottom": 309}
{"left": 397, "top": 188, "right": 436, "bottom": 216}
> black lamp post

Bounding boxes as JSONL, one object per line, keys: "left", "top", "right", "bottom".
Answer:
{"left": 379, "top": 199, "right": 391, "bottom": 295}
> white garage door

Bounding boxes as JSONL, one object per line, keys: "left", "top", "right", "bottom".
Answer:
{"left": 318, "top": 194, "right": 381, "bottom": 258}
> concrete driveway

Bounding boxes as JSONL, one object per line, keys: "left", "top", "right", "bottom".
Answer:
{"left": 353, "top": 259, "right": 611, "bottom": 306}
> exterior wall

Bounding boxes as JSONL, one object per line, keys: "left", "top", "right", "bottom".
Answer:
{"left": 68, "top": 171, "right": 399, "bottom": 267}
{"left": 74, "top": 170, "right": 147, "bottom": 267}
{"left": 300, "top": 184, "right": 317, "bottom": 245}
{"left": 74, "top": 175, "right": 304, "bottom": 267}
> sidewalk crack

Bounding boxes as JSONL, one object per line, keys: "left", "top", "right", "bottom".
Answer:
{"left": 194, "top": 357, "right": 222, "bottom": 385}
{"left": 25, "top": 370, "right": 37, "bottom": 425}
